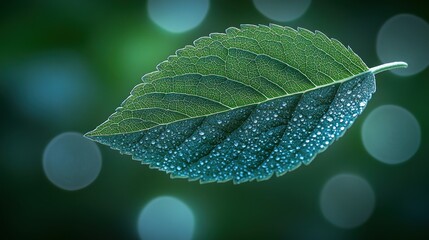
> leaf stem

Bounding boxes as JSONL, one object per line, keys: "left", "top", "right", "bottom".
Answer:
{"left": 369, "top": 61, "right": 408, "bottom": 75}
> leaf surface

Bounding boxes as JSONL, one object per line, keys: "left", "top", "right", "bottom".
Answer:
{"left": 86, "top": 24, "right": 406, "bottom": 183}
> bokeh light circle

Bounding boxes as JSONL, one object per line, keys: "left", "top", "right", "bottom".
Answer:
{"left": 361, "top": 105, "right": 420, "bottom": 164}
{"left": 138, "top": 196, "right": 195, "bottom": 240}
{"left": 4, "top": 51, "right": 95, "bottom": 124}
{"left": 147, "top": 0, "right": 209, "bottom": 33}
{"left": 253, "top": 0, "right": 311, "bottom": 22}
{"left": 376, "top": 14, "right": 429, "bottom": 76}
{"left": 320, "top": 174, "right": 375, "bottom": 229}
{"left": 43, "top": 132, "right": 102, "bottom": 191}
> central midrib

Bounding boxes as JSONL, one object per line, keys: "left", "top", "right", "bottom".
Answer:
{"left": 89, "top": 70, "right": 372, "bottom": 136}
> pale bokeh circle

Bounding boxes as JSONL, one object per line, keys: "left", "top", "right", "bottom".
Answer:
{"left": 253, "top": 0, "right": 312, "bottom": 22}
{"left": 147, "top": 0, "right": 209, "bottom": 33}
{"left": 320, "top": 174, "right": 375, "bottom": 229}
{"left": 377, "top": 14, "right": 429, "bottom": 76}
{"left": 43, "top": 132, "right": 102, "bottom": 191}
{"left": 138, "top": 196, "right": 195, "bottom": 240}
{"left": 6, "top": 51, "right": 94, "bottom": 124}
{"left": 362, "top": 105, "right": 420, "bottom": 164}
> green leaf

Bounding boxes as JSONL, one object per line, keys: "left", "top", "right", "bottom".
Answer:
{"left": 86, "top": 24, "right": 407, "bottom": 184}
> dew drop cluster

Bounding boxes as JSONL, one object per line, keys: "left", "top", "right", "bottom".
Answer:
{"left": 94, "top": 73, "right": 375, "bottom": 183}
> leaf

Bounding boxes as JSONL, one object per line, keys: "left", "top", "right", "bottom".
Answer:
{"left": 86, "top": 24, "right": 407, "bottom": 184}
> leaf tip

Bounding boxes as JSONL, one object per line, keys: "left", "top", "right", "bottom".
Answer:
{"left": 83, "top": 130, "right": 97, "bottom": 140}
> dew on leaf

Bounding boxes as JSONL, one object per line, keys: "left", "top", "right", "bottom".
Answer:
{"left": 86, "top": 25, "right": 407, "bottom": 183}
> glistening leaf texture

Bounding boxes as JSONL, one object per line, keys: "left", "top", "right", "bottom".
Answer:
{"left": 86, "top": 24, "right": 404, "bottom": 184}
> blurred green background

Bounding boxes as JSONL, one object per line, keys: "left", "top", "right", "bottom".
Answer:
{"left": 1, "top": 0, "right": 428, "bottom": 239}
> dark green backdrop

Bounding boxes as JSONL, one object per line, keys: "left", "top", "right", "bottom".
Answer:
{"left": 1, "top": 0, "right": 428, "bottom": 239}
